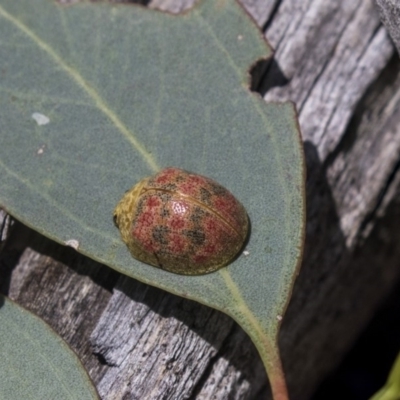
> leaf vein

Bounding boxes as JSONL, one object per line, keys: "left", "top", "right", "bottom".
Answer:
{"left": 0, "top": 157, "right": 115, "bottom": 242}
{"left": 0, "top": 5, "right": 159, "bottom": 173}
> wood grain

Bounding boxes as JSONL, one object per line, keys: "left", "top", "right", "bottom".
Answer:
{"left": 376, "top": 0, "right": 400, "bottom": 55}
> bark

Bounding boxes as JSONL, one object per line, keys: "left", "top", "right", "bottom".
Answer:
{"left": 376, "top": 0, "right": 400, "bottom": 55}
{"left": 1, "top": 0, "right": 400, "bottom": 399}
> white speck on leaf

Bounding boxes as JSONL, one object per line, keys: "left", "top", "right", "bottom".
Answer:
{"left": 237, "top": 35, "right": 243, "bottom": 41}
{"left": 276, "top": 315, "right": 283, "bottom": 321}
{"left": 243, "top": 250, "right": 250, "bottom": 256}
{"left": 37, "top": 145, "right": 45, "bottom": 155}
{"left": 32, "top": 112, "right": 50, "bottom": 126}
{"left": 65, "top": 239, "right": 79, "bottom": 250}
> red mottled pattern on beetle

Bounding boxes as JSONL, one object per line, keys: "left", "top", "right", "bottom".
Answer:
{"left": 131, "top": 191, "right": 234, "bottom": 268}
{"left": 114, "top": 167, "right": 249, "bottom": 274}
{"left": 146, "top": 168, "right": 246, "bottom": 238}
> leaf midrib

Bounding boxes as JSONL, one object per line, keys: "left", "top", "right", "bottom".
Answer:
{"left": 218, "top": 269, "right": 277, "bottom": 365}
{"left": 0, "top": 157, "right": 117, "bottom": 243}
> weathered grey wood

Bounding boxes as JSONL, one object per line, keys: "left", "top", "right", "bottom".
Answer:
{"left": 148, "top": 0, "right": 194, "bottom": 13}
{"left": 91, "top": 276, "right": 265, "bottom": 399}
{"left": 376, "top": 0, "right": 400, "bottom": 55}
{"left": 263, "top": 0, "right": 394, "bottom": 247}
{"left": 0, "top": 209, "right": 12, "bottom": 248}
{"left": 148, "top": 0, "right": 277, "bottom": 27}
{"left": 2, "top": 0, "right": 400, "bottom": 399}
{"left": 264, "top": 0, "right": 393, "bottom": 160}
{"left": 259, "top": 0, "right": 400, "bottom": 397}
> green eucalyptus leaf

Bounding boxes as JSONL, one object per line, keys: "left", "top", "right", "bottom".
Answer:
{"left": 0, "top": 295, "right": 99, "bottom": 400}
{"left": 370, "top": 352, "right": 400, "bottom": 400}
{"left": 0, "top": 0, "right": 305, "bottom": 397}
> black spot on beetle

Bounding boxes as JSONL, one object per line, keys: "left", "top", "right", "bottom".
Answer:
{"left": 185, "top": 229, "right": 205, "bottom": 246}
{"left": 209, "top": 182, "right": 228, "bottom": 196}
{"left": 160, "top": 207, "right": 170, "bottom": 218}
{"left": 152, "top": 226, "right": 170, "bottom": 245}
{"left": 190, "top": 207, "right": 205, "bottom": 224}
{"left": 200, "top": 187, "right": 212, "bottom": 204}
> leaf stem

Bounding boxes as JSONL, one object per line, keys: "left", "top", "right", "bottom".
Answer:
{"left": 264, "top": 345, "right": 289, "bottom": 400}
{"left": 219, "top": 269, "right": 289, "bottom": 400}
{"left": 251, "top": 324, "right": 289, "bottom": 400}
